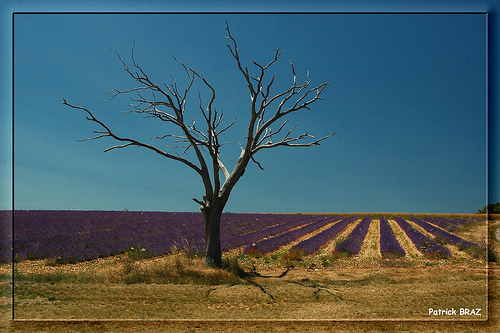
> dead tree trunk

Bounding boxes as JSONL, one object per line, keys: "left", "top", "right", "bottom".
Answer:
{"left": 203, "top": 206, "right": 223, "bottom": 267}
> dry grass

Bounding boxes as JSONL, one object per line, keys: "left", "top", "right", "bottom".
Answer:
{"left": 2, "top": 253, "right": 243, "bottom": 286}
{"left": 356, "top": 217, "right": 381, "bottom": 260}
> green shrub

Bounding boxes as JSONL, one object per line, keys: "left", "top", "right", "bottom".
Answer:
{"left": 477, "top": 202, "right": 500, "bottom": 214}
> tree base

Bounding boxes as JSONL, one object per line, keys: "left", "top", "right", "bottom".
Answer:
{"left": 205, "top": 255, "right": 223, "bottom": 268}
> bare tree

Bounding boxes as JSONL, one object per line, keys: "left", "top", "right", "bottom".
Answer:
{"left": 62, "top": 22, "right": 334, "bottom": 267}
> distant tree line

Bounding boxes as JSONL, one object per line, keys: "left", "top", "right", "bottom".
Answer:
{"left": 477, "top": 202, "right": 500, "bottom": 214}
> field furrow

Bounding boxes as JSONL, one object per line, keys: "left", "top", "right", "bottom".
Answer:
{"left": 356, "top": 217, "right": 381, "bottom": 259}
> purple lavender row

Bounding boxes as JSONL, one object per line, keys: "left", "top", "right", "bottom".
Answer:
{"left": 221, "top": 213, "right": 305, "bottom": 242}
{"left": 408, "top": 218, "right": 479, "bottom": 250}
{"left": 14, "top": 211, "right": 204, "bottom": 240}
{"left": 292, "top": 216, "right": 358, "bottom": 254}
{"left": 13, "top": 211, "right": 208, "bottom": 261}
{"left": 221, "top": 213, "right": 287, "bottom": 237}
{"left": 434, "top": 218, "right": 463, "bottom": 227}
{"left": 243, "top": 216, "right": 344, "bottom": 254}
{"left": 423, "top": 218, "right": 458, "bottom": 232}
{"left": 436, "top": 218, "right": 479, "bottom": 227}
{"left": 203, "top": 214, "right": 323, "bottom": 253}
{"left": 394, "top": 217, "right": 452, "bottom": 257}
{"left": 379, "top": 217, "right": 406, "bottom": 258}
{"left": 334, "top": 217, "right": 372, "bottom": 256}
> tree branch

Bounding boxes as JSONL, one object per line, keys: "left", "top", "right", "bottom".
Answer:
{"left": 217, "top": 156, "right": 231, "bottom": 180}
{"left": 253, "top": 132, "right": 335, "bottom": 153}
{"left": 251, "top": 156, "right": 264, "bottom": 170}
{"left": 61, "top": 99, "right": 205, "bottom": 176}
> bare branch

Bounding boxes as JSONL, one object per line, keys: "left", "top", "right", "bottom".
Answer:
{"left": 255, "top": 120, "right": 289, "bottom": 147}
{"left": 192, "top": 197, "right": 205, "bottom": 207}
{"left": 250, "top": 60, "right": 331, "bottom": 152}
{"left": 104, "top": 142, "right": 135, "bottom": 152}
{"left": 217, "top": 156, "right": 230, "bottom": 180}
{"left": 61, "top": 99, "right": 204, "bottom": 175}
{"left": 253, "top": 132, "right": 335, "bottom": 153}
{"left": 250, "top": 156, "right": 265, "bottom": 170}
{"left": 216, "top": 119, "right": 235, "bottom": 136}
{"left": 253, "top": 48, "right": 282, "bottom": 71}
{"left": 224, "top": 21, "right": 255, "bottom": 96}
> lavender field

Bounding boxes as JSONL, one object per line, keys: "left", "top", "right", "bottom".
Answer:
{"left": 0, "top": 210, "right": 486, "bottom": 264}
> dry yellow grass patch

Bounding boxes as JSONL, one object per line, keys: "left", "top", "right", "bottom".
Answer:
{"left": 456, "top": 220, "right": 488, "bottom": 244}
{"left": 357, "top": 218, "right": 381, "bottom": 260}
{"left": 4, "top": 256, "right": 122, "bottom": 276}
{"left": 5, "top": 252, "right": 242, "bottom": 286}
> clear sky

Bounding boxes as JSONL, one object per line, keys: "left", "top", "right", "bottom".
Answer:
{"left": 1, "top": 1, "right": 496, "bottom": 214}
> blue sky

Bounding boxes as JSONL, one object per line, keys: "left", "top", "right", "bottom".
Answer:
{"left": 1, "top": 1, "right": 497, "bottom": 214}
